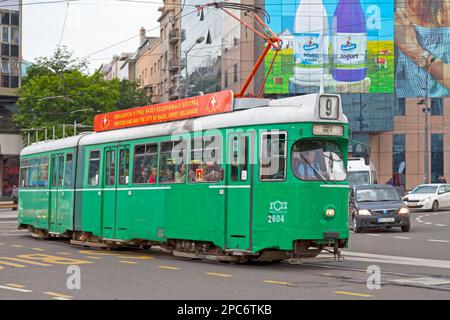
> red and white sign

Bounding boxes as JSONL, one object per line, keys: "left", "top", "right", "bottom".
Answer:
{"left": 94, "top": 90, "right": 234, "bottom": 132}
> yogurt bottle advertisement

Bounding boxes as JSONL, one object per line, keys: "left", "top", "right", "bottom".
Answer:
{"left": 264, "top": 0, "right": 395, "bottom": 94}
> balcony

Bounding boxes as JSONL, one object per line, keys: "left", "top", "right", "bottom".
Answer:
{"left": 169, "top": 29, "right": 180, "bottom": 45}
{"left": 169, "top": 56, "right": 180, "bottom": 73}
{"left": 169, "top": 86, "right": 180, "bottom": 100}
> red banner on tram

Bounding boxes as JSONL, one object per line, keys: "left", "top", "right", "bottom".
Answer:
{"left": 94, "top": 90, "right": 234, "bottom": 132}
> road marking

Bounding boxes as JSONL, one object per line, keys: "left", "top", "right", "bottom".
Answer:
{"left": 366, "top": 234, "right": 380, "bottom": 237}
{"left": 337, "top": 251, "right": 450, "bottom": 269}
{"left": 44, "top": 292, "right": 73, "bottom": 300}
{"left": 158, "top": 266, "right": 181, "bottom": 270}
{"left": 5, "top": 283, "right": 27, "bottom": 289}
{"left": 0, "top": 285, "right": 32, "bottom": 293}
{"left": 32, "top": 248, "right": 45, "bottom": 252}
{"left": 0, "top": 242, "right": 4, "bottom": 245}
{"left": 427, "top": 239, "right": 450, "bottom": 243}
{"left": 394, "top": 236, "right": 411, "bottom": 240}
{"left": 12, "top": 244, "right": 23, "bottom": 248}
{"left": 263, "top": 280, "right": 291, "bottom": 286}
{"left": 206, "top": 272, "right": 232, "bottom": 278}
{"left": 436, "top": 224, "right": 447, "bottom": 227}
{"left": 119, "top": 261, "right": 138, "bottom": 265}
{"left": 334, "top": 291, "right": 373, "bottom": 298}
{"left": 425, "top": 222, "right": 432, "bottom": 225}
{"left": 0, "top": 260, "right": 26, "bottom": 268}
{"left": 56, "top": 252, "right": 71, "bottom": 255}
{"left": 1, "top": 257, "right": 52, "bottom": 267}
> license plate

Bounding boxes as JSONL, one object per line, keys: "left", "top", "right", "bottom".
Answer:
{"left": 377, "top": 218, "right": 395, "bottom": 223}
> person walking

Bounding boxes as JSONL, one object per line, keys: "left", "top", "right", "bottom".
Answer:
{"left": 11, "top": 185, "right": 18, "bottom": 211}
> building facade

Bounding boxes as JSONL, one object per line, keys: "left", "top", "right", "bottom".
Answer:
{"left": 157, "top": 0, "right": 182, "bottom": 101}
{"left": 136, "top": 38, "right": 162, "bottom": 104}
{"left": 0, "top": 0, "right": 21, "bottom": 197}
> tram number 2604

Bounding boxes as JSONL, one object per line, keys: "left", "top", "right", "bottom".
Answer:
{"left": 267, "top": 215, "right": 285, "bottom": 224}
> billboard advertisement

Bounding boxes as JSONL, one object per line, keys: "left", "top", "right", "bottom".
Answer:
{"left": 395, "top": 0, "right": 450, "bottom": 98}
{"left": 264, "top": 0, "right": 394, "bottom": 95}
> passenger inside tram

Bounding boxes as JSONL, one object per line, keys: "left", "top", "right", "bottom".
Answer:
{"left": 148, "top": 166, "right": 157, "bottom": 184}
{"left": 135, "top": 166, "right": 149, "bottom": 184}
{"left": 175, "top": 163, "right": 186, "bottom": 183}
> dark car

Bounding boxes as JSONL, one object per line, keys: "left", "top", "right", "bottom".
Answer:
{"left": 349, "top": 185, "right": 410, "bottom": 233}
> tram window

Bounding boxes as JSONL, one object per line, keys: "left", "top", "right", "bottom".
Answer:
{"left": 88, "top": 151, "right": 100, "bottom": 187}
{"left": 260, "top": 132, "right": 287, "bottom": 181}
{"left": 57, "top": 156, "right": 64, "bottom": 187}
{"left": 240, "top": 137, "right": 249, "bottom": 181}
{"left": 39, "top": 158, "right": 49, "bottom": 187}
{"left": 133, "top": 144, "right": 158, "bottom": 184}
{"left": 292, "top": 141, "right": 346, "bottom": 182}
{"left": 26, "top": 159, "right": 37, "bottom": 188}
{"left": 64, "top": 154, "right": 74, "bottom": 187}
{"left": 105, "top": 150, "right": 116, "bottom": 186}
{"left": 20, "top": 160, "right": 29, "bottom": 188}
{"left": 119, "top": 149, "right": 130, "bottom": 185}
{"left": 189, "top": 136, "right": 223, "bottom": 183}
{"left": 160, "top": 139, "right": 187, "bottom": 184}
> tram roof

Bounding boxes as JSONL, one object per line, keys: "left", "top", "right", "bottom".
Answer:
{"left": 21, "top": 94, "right": 348, "bottom": 156}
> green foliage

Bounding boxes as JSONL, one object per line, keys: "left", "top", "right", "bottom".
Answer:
{"left": 16, "top": 47, "right": 152, "bottom": 141}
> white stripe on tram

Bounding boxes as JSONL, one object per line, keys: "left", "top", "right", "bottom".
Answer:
{"left": 209, "top": 185, "right": 251, "bottom": 189}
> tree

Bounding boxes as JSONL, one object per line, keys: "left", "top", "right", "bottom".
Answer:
{"left": 16, "top": 47, "right": 152, "bottom": 140}
{"left": 116, "top": 79, "right": 152, "bottom": 110}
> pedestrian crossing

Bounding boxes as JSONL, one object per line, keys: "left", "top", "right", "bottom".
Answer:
{"left": 0, "top": 219, "right": 27, "bottom": 237}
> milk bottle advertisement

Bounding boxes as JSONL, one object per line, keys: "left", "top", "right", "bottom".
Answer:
{"left": 264, "top": 0, "right": 394, "bottom": 94}
{"left": 395, "top": 0, "right": 450, "bottom": 98}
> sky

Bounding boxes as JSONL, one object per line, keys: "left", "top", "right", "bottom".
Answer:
{"left": 22, "top": 0, "right": 164, "bottom": 72}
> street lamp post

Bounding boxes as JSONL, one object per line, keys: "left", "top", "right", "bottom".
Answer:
{"left": 185, "top": 36, "right": 205, "bottom": 98}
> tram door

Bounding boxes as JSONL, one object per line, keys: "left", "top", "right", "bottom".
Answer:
{"left": 102, "top": 146, "right": 130, "bottom": 240}
{"left": 49, "top": 154, "right": 64, "bottom": 233}
{"left": 226, "top": 133, "right": 254, "bottom": 251}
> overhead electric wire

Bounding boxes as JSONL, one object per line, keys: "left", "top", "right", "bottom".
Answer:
{"left": 58, "top": 1, "right": 71, "bottom": 47}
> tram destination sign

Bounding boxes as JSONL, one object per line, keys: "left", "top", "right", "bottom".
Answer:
{"left": 94, "top": 90, "right": 234, "bottom": 132}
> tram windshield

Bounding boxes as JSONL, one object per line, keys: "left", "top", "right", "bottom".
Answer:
{"left": 292, "top": 140, "right": 346, "bottom": 182}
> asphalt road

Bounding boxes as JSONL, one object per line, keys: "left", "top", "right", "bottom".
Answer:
{"left": 1, "top": 208, "right": 450, "bottom": 300}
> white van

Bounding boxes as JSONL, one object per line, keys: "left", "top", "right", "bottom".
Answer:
{"left": 348, "top": 158, "right": 378, "bottom": 186}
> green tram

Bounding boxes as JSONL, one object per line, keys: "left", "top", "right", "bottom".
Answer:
{"left": 18, "top": 93, "right": 349, "bottom": 263}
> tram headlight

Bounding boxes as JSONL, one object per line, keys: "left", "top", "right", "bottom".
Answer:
{"left": 358, "top": 209, "right": 371, "bottom": 216}
{"left": 325, "top": 208, "right": 335, "bottom": 218}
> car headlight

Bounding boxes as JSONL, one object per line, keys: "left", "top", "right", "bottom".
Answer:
{"left": 420, "top": 198, "right": 431, "bottom": 203}
{"left": 358, "top": 209, "right": 371, "bottom": 216}
{"left": 399, "top": 207, "right": 409, "bottom": 215}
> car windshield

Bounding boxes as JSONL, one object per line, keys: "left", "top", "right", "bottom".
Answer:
{"left": 292, "top": 140, "right": 346, "bottom": 182}
{"left": 411, "top": 186, "right": 438, "bottom": 194}
{"left": 348, "top": 171, "right": 370, "bottom": 185}
{"left": 356, "top": 188, "right": 400, "bottom": 202}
